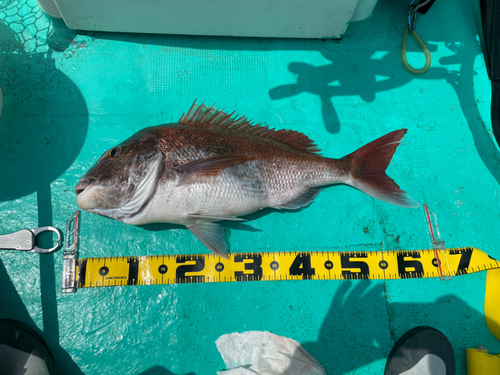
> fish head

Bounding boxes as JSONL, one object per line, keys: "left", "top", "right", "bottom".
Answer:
{"left": 75, "top": 129, "right": 163, "bottom": 220}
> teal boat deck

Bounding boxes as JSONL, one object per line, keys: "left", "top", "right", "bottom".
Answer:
{"left": 1, "top": 0, "right": 499, "bottom": 373}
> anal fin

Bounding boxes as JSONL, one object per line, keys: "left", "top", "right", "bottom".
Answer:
{"left": 187, "top": 221, "right": 228, "bottom": 258}
{"left": 274, "top": 188, "right": 323, "bottom": 210}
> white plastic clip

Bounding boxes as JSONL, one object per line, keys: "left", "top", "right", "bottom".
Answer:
{"left": 424, "top": 204, "right": 452, "bottom": 280}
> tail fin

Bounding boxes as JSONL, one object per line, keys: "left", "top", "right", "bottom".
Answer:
{"left": 345, "top": 129, "right": 419, "bottom": 208}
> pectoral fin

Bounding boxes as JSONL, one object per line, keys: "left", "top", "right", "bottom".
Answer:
{"left": 176, "top": 155, "right": 255, "bottom": 185}
{"left": 187, "top": 221, "right": 228, "bottom": 258}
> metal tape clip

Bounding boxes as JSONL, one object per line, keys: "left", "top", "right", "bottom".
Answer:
{"left": 62, "top": 210, "right": 80, "bottom": 294}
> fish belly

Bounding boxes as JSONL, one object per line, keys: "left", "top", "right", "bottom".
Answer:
{"left": 126, "top": 159, "right": 339, "bottom": 225}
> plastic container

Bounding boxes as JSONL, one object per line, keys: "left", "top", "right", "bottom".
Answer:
{"left": 38, "top": 0, "right": 378, "bottom": 38}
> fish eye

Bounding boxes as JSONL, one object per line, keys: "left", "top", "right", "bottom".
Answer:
{"left": 108, "top": 147, "right": 121, "bottom": 158}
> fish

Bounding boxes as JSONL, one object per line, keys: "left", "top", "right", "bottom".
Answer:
{"left": 75, "top": 101, "right": 419, "bottom": 258}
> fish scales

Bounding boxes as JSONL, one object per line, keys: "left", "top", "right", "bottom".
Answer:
{"left": 155, "top": 127, "right": 341, "bottom": 196}
{"left": 150, "top": 125, "right": 344, "bottom": 219}
{"left": 75, "top": 101, "right": 418, "bottom": 257}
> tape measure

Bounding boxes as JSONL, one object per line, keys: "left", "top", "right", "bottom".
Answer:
{"left": 73, "top": 247, "right": 499, "bottom": 289}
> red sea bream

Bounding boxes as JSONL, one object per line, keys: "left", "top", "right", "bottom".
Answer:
{"left": 75, "top": 101, "right": 418, "bottom": 257}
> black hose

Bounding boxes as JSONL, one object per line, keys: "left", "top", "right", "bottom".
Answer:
{"left": 479, "top": 0, "right": 500, "bottom": 146}
{"left": 491, "top": 80, "right": 500, "bottom": 145}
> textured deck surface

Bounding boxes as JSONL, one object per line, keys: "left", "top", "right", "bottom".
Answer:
{"left": 1, "top": 0, "right": 499, "bottom": 373}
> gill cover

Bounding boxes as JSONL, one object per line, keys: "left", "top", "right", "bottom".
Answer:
{"left": 93, "top": 152, "right": 163, "bottom": 221}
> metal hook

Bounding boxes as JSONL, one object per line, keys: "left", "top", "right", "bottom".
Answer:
{"left": 0, "top": 226, "right": 62, "bottom": 253}
{"left": 31, "top": 226, "right": 62, "bottom": 253}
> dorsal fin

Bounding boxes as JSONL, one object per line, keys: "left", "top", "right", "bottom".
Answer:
{"left": 179, "top": 100, "right": 322, "bottom": 155}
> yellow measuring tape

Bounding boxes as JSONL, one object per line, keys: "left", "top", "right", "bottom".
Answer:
{"left": 74, "top": 247, "right": 499, "bottom": 288}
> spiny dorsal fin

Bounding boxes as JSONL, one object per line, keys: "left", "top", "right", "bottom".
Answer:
{"left": 179, "top": 100, "right": 322, "bottom": 155}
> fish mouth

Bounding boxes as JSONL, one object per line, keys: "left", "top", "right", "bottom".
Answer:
{"left": 74, "top": 177, "right": 97, "bottom": 195}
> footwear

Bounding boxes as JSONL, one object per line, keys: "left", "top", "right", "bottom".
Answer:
{"left": 385, "top": 326, "right": 455, "bottom": 375}
{"left": 0, "top": 319, "right": 57, "bottom": 375}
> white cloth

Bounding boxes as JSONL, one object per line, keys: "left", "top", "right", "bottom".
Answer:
{"left": 216, "top": 331, "right": 326, "bottom": 375}
{"left": 400, "top": 354, "right": 446, "bottom": 375}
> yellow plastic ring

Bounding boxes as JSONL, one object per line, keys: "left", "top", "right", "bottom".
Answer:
{"left": 401, "top": 25, "right": 432, "bottom": 75}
